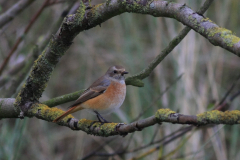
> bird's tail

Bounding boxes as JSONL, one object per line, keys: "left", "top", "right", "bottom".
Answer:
{"left": 53, "top": 106, "right": 83, "bottom": 122}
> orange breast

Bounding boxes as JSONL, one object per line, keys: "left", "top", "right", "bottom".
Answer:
{"left": 81, "top": 81, "right": 126, "bottom": 114}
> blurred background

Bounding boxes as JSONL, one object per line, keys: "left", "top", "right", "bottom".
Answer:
{"left": 0, "top": 0, "right": 240, "bottom": 159}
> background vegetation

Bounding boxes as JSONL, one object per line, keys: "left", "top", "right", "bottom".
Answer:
{"left": 0, "top": 0, "right": 240, "bottom": 159}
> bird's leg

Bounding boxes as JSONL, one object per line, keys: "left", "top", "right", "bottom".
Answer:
{"left": 89, "top": 111, "right": 110, "bottom": 128}
{"left": 96, "top": 114, "right": 103, "bottom": 122}
{"left": 88, "top": 111, "right": 100, "bottom": 128}
{"left": 94, "top": 111, "right": 110, "bottom": 123}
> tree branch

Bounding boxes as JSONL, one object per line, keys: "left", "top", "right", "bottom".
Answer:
{"left": 0, "top": 46, "right": 39, "bottom": 98}
{"left": 43, "top": 89, "right": 85, "bottom": 107}
{"left": 125, "top": 0, "right": 214, "bottom": 86}
{"left": 1, "top": 98, "right": 240, "bottom": 137}
{"left": 16, "top": 1, "right": 219, "bottom": 111}
{"left": 0, "top": 0, "right": 50, "bottom": 75}
{"left": 17, "top": 0, "right": 212, "bottom": 111}
{"left": 15, "top": 0, "right": 240, "bottom": 115}
{"left": 0, "top": 98, "right": 19, "bottom": 118}
{"left": 4, "top": 0, "right": 238, "bottom": 138}
{"left": 0, "top": 0, "right": 35, "bottom": 28}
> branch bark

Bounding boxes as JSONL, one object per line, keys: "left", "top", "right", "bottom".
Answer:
{"left": 1, "top": 98, "right": 240, "bottom": 137}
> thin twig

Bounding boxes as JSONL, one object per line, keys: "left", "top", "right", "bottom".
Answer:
{"left": 0, "top": 0, "right": 35, "bottom": 28}
{"left": 217, "top": 74, "right": 240, "bottom": 106}
{"left": 92, "top": 126, "right": 193, "bottom": 157}
{"left": 214, "top": 74, "right": 240, "bottom": 111}
{"left": 131, "top": 74, "right": 183, "bottom": 122}
{"left": 81, "top": 137, "right": 116, "bottom": 160}
{"left": 0, "top": 0, "right": 50, "bottom": 75}
{"left": 126, "top": 0, "right": 216, "bottom": 87}
{"left": 0, "top": 46, "right": 39, "bottom": 98}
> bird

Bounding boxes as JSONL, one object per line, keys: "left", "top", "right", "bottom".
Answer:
{"left": 53, "top": 65, "right": 128, "bottom": 123}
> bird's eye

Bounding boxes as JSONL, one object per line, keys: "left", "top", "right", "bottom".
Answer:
{"left": 113, "top": 70, "right": 117, "bottom": 74}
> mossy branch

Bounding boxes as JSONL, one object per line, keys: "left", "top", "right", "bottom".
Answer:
{"left": 14, "top": 0, "right": 214, "bottom": 114}
{"left": 14, "top": 0, "right": 234, "bottom": 111}
{"left": 11, "top": 0, "right": 239, "bottom": 132}
{"left": 125, "top": 26, "right": 192, "bottom": 87}
{"left": 43, "top": 89, "right": 85, "bottom": 107}
{"left": 1, "top": 98, "right": 240, "bottom": 137}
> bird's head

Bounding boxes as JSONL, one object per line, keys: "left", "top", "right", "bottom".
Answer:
{"left": 106, "top": 65, "right": 128, "bottom": 82}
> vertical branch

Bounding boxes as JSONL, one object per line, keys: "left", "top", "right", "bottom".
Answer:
{"left": 14, "top": 0, "right": 88, "bottom": 115}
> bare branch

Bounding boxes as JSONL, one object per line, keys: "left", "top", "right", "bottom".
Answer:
{"left": 0, "top": 0, "right": 50, "bottom": 76}
{"left": 0, "top": 0, "right": 35, "bottom": 28}
{"left": 0, "top": 98, "right": 18, "bottom": 118}
{"left": 0, "top": 46, "right": 39, "bottom": 98}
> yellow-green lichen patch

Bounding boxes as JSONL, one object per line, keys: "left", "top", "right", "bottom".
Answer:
{"left": 200, "top": 17, "right": 215, "bottom": 24}
{"left": 50, "top": 107, "right": 74, "bottom": 121}
{"left": 75, "top": 0, "right": 86, "bottom": 26}
{"left": 14, "top": 91, "right": 22, "bottom": 105}
{"left": 94, "top": 3, "right": 104, "bottom": 9}
{"left": 99, "top": 123, "right": 118, "bottom": 136}
{"left": 50, "top": 107, "right": 66, "bottom": 119}
{"left": 29, "top": 104, "right": 50, "bottom": 118}
{"left": 155, "top": 108, "right": 176, "bottom": 121}
{"left": 77, "top": 119, "right": 118, "bottom": 136}
{"left": 28, "top": 103, "right": 74, "bottom": 122}
{"left": 77, "top": 119, "right": 95, "bottom": 133}
{"left": 79, "top": 119, "right": 94, "bottom": 126}
{"left": 188, "top": 16, "right": 207, "bottom": 34}
{"left": 207, "top": 27, "right": 240, "bottom": 47}
{"left": 224, "top": 110, "right": 240, "bottom": 124}
{"left": 188, "top": 15, "right": 195, "bottom": 22}
{"left": 197, "top": 110, "right": 240, "bottom": 125}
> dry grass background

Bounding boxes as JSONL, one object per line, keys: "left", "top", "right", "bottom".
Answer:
{"left": 0, "top": 0, "right": 240, "bottom": 159}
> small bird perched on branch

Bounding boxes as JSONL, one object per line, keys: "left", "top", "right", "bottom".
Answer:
{"left": 53, "top": 65, "right": 128, "bottom": 123}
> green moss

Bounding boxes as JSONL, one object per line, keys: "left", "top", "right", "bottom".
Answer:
{"left": 187, "top": 15, "right": 207, "bottom": 34}
{"left": 77, "top": 119, "right": 118, "bottom": 136}
{"left": 125, "top": 78, "right": 144, "bottom": 87}
{"left": 119, "top": 0, "right": 151, "bottom": 13}
{"left": 197, "top": 110, "right": 240, "bottom": 124}
{"left": 207, "top": 27, "right": 240, "bottom": 47}
{"left": 99, "top": 123, "right": 117, "bottom": 136}
{"left": 200, "top": 17, "right": 215, "bottom": 24}
{"left": 75, "top": 0, "right": 86, "bottom": 26}
{"left": 188, "top": 15, "right": 194, "bottom": 21}
{"left": 155, "top": 108, "right": 176, "bottom": 121}
{"left": 27, "top": 103, "right": 74, "bottom": 122}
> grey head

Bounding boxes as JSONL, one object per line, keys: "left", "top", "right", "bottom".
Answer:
{"left": 105, "top": 65, "right": 128, "bottom": 81}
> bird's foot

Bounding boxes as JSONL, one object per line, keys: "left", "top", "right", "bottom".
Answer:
{"left": 89, "top": 120, "right": 98, "bottom": 128}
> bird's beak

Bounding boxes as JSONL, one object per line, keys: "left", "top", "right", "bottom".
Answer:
{"left": 121, "top": 71, "right": 128, "bottom": 75}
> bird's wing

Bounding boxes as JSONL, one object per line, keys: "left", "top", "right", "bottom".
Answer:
{"left": 68, "top": 76, "right": 110, "bottom": 108}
